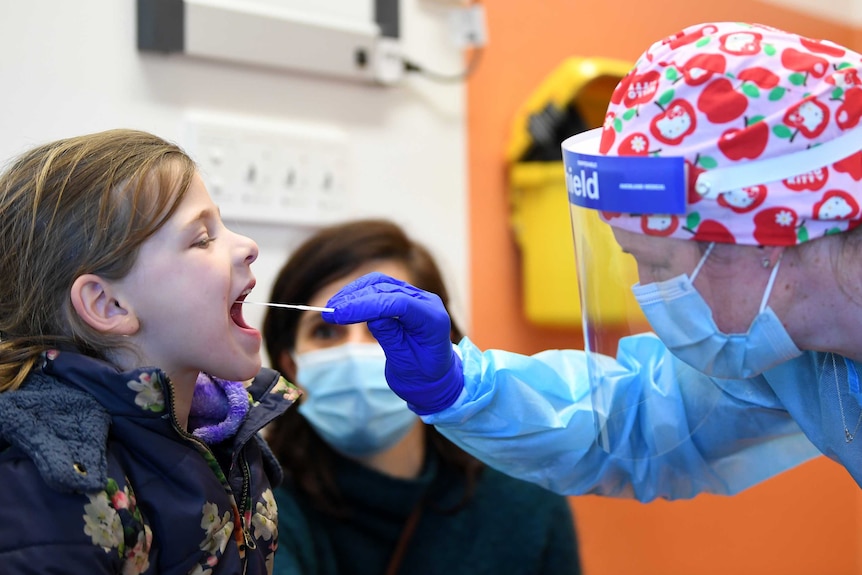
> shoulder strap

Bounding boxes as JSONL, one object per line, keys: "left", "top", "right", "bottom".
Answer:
{"left": 384, "top": 498, "right": 426, "bottom": 575}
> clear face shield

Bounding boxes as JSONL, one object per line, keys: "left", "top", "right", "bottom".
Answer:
{"left": 563, "top": 129, "right": 712, "bottom": 458}
{"left": 560, "top": 125, "right": 850, "bottom": 457}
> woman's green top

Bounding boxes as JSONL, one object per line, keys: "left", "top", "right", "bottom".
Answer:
{"left": 273, "top": 452, "right": 581, "bottom": 575}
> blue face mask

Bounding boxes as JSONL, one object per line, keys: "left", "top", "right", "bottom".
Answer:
{"left": 631, "top": 243, "right": 801, "bottom": 379}
{"left": 295, "top": 343, "right": 419, "bottom": 458}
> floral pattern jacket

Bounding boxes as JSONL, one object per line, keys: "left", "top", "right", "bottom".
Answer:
{"left": 0, "top": 350, "right": 298, "bottom": 574}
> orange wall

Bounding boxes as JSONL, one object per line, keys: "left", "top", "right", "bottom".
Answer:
{"left": 467, "top": 2, "right": 861, "bottom": 574}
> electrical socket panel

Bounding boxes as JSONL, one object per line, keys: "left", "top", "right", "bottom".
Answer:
{"left": 182, "top": 113, "right": 351, "bottom": 225}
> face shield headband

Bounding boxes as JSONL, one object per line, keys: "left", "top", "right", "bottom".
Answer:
{"left": 562, "top": 125, "right": 862, "bottom": 219}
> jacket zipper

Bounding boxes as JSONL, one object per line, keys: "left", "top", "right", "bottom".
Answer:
{"left": 238, "top": 453, "right": 256, "bottom": 551}
{"left": 164, "top": 375, "right": 251, "bottom": 571}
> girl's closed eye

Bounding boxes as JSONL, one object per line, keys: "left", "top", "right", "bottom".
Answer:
{"left": 192, "top": 235, "right": 216, "bottom": 249}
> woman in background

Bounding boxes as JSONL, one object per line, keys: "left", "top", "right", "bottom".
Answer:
{"left": 263, "top": 219, "right": 582, "bottom": 575}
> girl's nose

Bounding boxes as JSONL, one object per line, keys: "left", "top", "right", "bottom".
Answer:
{"left": 237, "top": 232, "right": 259, "bottom": 265}
{"left": 246, "top": 240, "right": 259, "bottom": 265}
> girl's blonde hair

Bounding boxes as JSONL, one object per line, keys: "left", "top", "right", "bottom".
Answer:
{"left": 0, "top": 129, "right": 197, "bottom": 391}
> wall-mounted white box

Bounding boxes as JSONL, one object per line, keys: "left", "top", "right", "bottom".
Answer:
{"left": 137, "top": 0, "right": 404, "bottom": 85}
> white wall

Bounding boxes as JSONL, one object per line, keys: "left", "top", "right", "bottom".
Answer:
{"left": 0, "top": 0, "right": 470, "bottom": 366}
{"left": 759, "top": 0, "right": 862, "bottom": 26}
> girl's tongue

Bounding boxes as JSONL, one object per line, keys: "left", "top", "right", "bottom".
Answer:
{"left": 230, "top": 301, "right": 252, "bottom": 329}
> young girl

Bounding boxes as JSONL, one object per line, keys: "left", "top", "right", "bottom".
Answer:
{"left": 263, "top": 219, "right": 581, "bottom": 575}
{"left": 0, "top": 129, "right": 298, "bottom": 574}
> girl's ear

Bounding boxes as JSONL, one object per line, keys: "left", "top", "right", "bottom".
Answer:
{"left": 70, "top": 274, "right": 140, "bottom": 335}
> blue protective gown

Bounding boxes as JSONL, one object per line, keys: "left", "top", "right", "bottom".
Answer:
{"left": 423, "top": 333, "right": 860, "bottom": 502}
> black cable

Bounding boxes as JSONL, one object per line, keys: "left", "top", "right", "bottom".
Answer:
{"left": 401, "top": 0, "right": 485, "bottom": 84}
{"left": 402, "top": 46, "right": 484, "bottom": 83}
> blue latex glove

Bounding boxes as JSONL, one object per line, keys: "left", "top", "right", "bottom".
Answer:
{"left": 322, "top": 272, "right": 464, "bottom": 415}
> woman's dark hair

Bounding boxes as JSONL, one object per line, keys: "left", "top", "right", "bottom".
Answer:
{"left": 263, "top": 219, "right": 482, "bottom": 515}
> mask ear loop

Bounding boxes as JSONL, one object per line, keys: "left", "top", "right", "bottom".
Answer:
{"left": 759, "top": 252, "right": 784, "bottom": 313}
{"left": 690, "top": 242, "right": 716, "bottom": 283}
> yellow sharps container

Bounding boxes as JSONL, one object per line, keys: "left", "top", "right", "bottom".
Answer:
{"left": 507, "top": 56, "right": 638, "bottom": 327}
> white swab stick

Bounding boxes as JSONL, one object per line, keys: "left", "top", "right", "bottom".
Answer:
{"left": 238, "top": 301, "right": 335, "bottom": 313}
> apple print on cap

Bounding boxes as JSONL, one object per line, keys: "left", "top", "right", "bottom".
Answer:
{"left": 813, "top": 190, "right": 860, "bottom": 219}
{"left": 640, "top": 214, "right": 679, "bottom": 236}
{"left": 697, "top": 78, "right": 748, "bottom": 123}
{"left": 754, "top": 207, "right": 800, "bottom": 245}
{"left": 783, "top": 96, "right": 829, "bottom": 139}
{"left": 834, "top": 151, "right": 862, "bottom": 180}
{"left": 783, "top": 168, "right": 829, "bottom": 192}
{"left": 662, "top": 24, "right": 719, "bottom": 51}
{"left": 595, "top": 21, "right": 862, "bottom": 247}
{"left": 650, "top": 100, "right": 697, "bottom": 144}
{"left": 719, "top": 31, "right": 763, "bottom": 56}
{"left": 836, "top": 87, "right": 862, "bottom": 129}
{"left": 781, "top": 48, "right": 829, "bottom": 80}
{"left": 618, "top": 132, "right": 651, "bottom": 155}
{"left": 718, "top": 116, "right": 769, "bottom": 160}
{"left": 689, "top": 219, "right": 736, "bottom": 243}
{"left": 678, "top": 53, "right": 727, "bottom": 86}
{"left": 717, "top": 185, "right": 767, "bottom": 213}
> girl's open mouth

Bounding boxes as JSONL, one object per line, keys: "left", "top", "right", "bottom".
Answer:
{"left": 231, "top": 289, "right": 253, "bottom": 329}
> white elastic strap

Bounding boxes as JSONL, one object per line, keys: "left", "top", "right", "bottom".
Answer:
{"left": 759, "top": 253, "right": 784, "bottom": 313}
{"left": 690, "top": 242, "right": 715, "bottom": 282}
{"left": 695, "top": 127, "right": 862, "bottom": 199}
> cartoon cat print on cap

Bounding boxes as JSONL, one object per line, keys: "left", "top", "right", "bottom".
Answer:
{"left": 598, "top": 21, "right": 862, "bottom": 247}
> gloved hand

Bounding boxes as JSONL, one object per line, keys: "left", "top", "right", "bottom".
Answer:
{"left": 322, "top": 272, "right": 464, "bottom": 415}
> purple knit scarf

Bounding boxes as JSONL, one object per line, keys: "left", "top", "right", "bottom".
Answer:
{"left": 188, "top": 373, "right": 250, "bottom": 444}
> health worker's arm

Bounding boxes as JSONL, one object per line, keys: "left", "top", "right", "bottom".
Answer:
{"left": 324, "top": 273, "right": 820, "bottom": 502}
{"left": 428, "top": 334, "right": 819, "bottom": 501}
